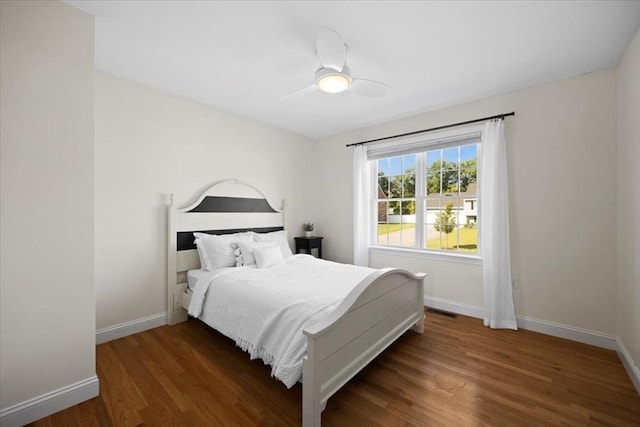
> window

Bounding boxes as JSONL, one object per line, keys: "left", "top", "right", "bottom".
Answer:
{"left": 377, "top": 154, "right": 416, "bottom": 247}
{"left": 374, "top": 136, "right": 479, "bottom": 255}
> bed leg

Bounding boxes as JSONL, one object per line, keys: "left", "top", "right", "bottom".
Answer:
{"left": 302, "top": 352, "right": 322, "bottom": 427}
{"left": 412, "top": 314, "right": 425, "bottom": 334}
{"left": 413, "top": 275, "right": 426, "bottom": 334}
{"left": 302, "top": 385, "right": 322, "bottom": 426}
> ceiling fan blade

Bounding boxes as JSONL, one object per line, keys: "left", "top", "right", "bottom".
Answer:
{"left": 280, "top": 84, "right": 317, "bottom": 100}
{"left": 316, "top": 27, "right": 345, "bottom": 72}
{"left": 350, "top": 78, "right": 391, "bottom": 98}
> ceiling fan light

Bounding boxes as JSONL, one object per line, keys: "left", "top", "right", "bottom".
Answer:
{"left": 316, "top": 73, "right": 351, "bottom": 93}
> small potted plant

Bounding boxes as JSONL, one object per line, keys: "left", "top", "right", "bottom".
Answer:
{"left": 302, "top": 222, "right": 314, "bottom": 237}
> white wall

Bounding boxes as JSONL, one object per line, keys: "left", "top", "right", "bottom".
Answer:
{"left": 95, "top": 72, "right": 315, "bottom": 331}
{"left": 313, "top": 69, "right": 618, "bottom": 337}
{"left": 617, "top": 29, "right": 640, "bottom": 386}
{"left": 0, "top": 0, "right": 97, "bottom": 422}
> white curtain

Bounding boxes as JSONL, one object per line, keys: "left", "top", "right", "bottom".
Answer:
{"left": 480, "top": 120, "right": 517, "bottom": 329}
{"left": 353, "top": 145, "right": 371, "bottom": 266}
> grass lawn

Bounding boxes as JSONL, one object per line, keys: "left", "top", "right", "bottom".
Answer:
{"left": 377, "top": 223, "right": 477, "bottom": 253}
{"left": 427, "top": 227, "right": 477, "bottom": 252}
{"left": 377, "top": 223, "right": 415, "bottom": 234}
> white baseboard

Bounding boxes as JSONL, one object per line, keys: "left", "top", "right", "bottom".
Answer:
{"left": 96, "top": 312, "right": 167, "bottom": 345}
{"left": 423, "top": 296, "right": 617, "bottom": 350}
{"left": 424, "top": 296, "right": 484, "bottom": 319}
{"left": 0, "top": 376, "right": 99, "bottom": 427}
{"left": 516, "top": 315, "right": 618, "bottom": 350}
{"left": 617, "top": 338, "right": 640, "bottom": 394}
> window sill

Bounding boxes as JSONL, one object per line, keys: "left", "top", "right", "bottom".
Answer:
{"left": 369, "top": 245, "right": 483, "bottom": 266}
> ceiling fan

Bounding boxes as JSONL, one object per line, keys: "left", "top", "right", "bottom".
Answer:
{"left": 283, "top": 28, "right": 391, "bottom": 98}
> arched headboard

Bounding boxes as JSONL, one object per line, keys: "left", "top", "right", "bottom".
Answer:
{"left": 167, "top": 180, "right": 285, "bottom": 324}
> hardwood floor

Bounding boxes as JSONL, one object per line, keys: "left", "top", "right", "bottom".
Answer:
{"left": 29, "top": 312, "right": 639, "bottom": 426}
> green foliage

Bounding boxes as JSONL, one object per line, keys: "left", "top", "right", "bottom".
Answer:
{"left": 434, "top": 202, "right": 456, "bottom": 235}
{"left": 302, "top": 222, "right": 314, "bottom": 231}
{"left": 427, "top": 159, "right": 476, "bottom": 194}
{"left": 378, "top": 169, "right": 416, "bottom": 215}
{"left": 378, "top": 157, "right": 476, "bottom": 214}
{"left": 459, "top": 159, "right": 477, "bottom": 192}
{"left": 387, "top": 200, "right": 415, "bottom": 215}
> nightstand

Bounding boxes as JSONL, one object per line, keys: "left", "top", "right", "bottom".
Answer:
{"left": 294, "top": 236, "right": 323, "bottom": 259}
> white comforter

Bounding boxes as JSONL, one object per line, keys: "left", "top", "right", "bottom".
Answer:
{"left": 187, "top": 254, "right": 375, "bottom": 388}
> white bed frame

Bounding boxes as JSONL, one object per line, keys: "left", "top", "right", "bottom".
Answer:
{"left": 167, "top": 180, "right": 425, "bottom": 427}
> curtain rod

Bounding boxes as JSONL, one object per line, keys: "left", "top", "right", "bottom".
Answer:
{"left": 345, "top": 111, "right": 515, "bottom": 148}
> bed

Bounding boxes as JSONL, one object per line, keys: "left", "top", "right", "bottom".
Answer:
{"left": 167, "top": 180, "right": 425, "bottom": 427}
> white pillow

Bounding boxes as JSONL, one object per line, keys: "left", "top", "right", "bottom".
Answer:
{"left": 194, "top": 239, "right": 208, "bottom": 270}
{"left": 193, "top": 232, "right": 253, "bottom": 271}
{"left": 254, "top": 245, "right": 285, "bottom": 268}
{"left": 253, "top": 230, "right": 293, "bottom": 259}
{"left": 234, "top": 240, "right": 277, "bottom": 266}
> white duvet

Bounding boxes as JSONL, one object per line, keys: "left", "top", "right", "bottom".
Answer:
{"left": 187, "top": 254, "right": 375, "bottom": 388}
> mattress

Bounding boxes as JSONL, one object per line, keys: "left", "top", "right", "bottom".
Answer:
{"left": 187, "top": 268, "right": 212, "bottom": 291}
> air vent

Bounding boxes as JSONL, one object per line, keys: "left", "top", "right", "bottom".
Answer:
{"left": 426, "top": 307, "right": 457, "bottom": 318}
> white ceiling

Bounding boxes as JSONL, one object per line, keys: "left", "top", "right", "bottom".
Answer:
{"left": 66, "top": 1, "right": 640, "bottom": 139}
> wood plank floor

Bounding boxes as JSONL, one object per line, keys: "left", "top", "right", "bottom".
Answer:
{"left": 30, "top": 312, "right": 640, "bottom": 426}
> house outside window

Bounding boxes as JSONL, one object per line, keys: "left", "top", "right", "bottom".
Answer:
{"left": 373, "top": 134, "right": 479, "bottom": 255}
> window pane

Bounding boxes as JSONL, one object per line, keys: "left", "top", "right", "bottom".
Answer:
{"left": 402, "top": 154, "right": 416, "bottom": 174}
{"left": 431, "top": 201, "right": 456, "bottom": 251}
{"left": 426, "top": 225, "right": 442, "bottom": 250}
{"left": 388, "top": 200, "right": 400, "bottom": 215}
{"left": 377, "top": 201, "right": 388, "bottom": 222}
{"left": 425, "top": 198, "right": 478, "bottom": 253}
{"left": 460, "top": 144, "right": 477, "bottom": 194}
{"left": 425, "top": 198, "right": 440, "bottom": 216}
{"left": 396, "top": 201, "right": 414, "bottom": 248}
{"left": 377, "top": 229, "right": 388, "bottom": 245}
{"left": 377, "top": 227, "right": 389, "bottom": 245}
{"left": 374, "top": 201, "right": 418, "bottom": 248}
{"left": 425, "top": 218, "right": 440, "bottom": 249}
{"left": 378, "top": 176, "right": 389, "bottom": 198}
{"left": 389, "top": 176, "right": 401, "bottom": 198}
{"left": 426, "top": 173, "right": 441, "bottom": 195}
{"left": 459, "top": 228, "right": 477, "bottom": 253}
{"left": 407, "top": 200, "right": 417, "bottom": 215}
{"left": 377, "top": 201, "right": 389, "bottom": 245}
{"left": 377, "top": 158, "right": 390, "bottom": 176}
{"left": 443, "top": 170, "right": 459, "bottom": 194}
{"left": 426, "top": 150, "right": 441, "bottom": 168}
{"left": 425, "top": 198, "right": 439, "bottom": 249}
{"left": 389, "top": 156, "right": 402, "bottom": 175}
{"left": 460, "top": 144, "right": 477, "bottom": 161}
{"left": 460, "top": 195, "right": 478, "bottom": 252}
{"left": 442, "top": 147, "right": 459, "bottom": 170}
{"left": 398, "top": 222, "right": 415, "bottom": 248}
{"left": 403, "top": 173, "right": 415, "bottom": 198}
{"left": 460, "top": 166, "right": 476, "bottom": 193}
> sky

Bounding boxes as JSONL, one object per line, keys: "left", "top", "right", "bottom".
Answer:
{"left": 377, "top": 143, "right": 477, "bottom": 176}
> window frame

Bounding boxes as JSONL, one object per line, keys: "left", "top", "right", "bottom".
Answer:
{"left": 367, "top": 124, "right": 484, "bottom": 263}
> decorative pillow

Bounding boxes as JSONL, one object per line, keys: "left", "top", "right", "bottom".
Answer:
{"left": 193, "top": 232, "right": 253, "bottom": 271}
{"left": 253, "top": 230, "right": 293, "bottom": 259}
{"left": 234, "top": 240, "right": 277, "bottom": 266}
{"left": 254, "top": 245, "right": 285, "bottom": 268}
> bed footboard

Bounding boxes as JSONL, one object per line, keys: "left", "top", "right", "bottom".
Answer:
{"left": 302, "top": 268, "right": 425, "bottom": 427}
